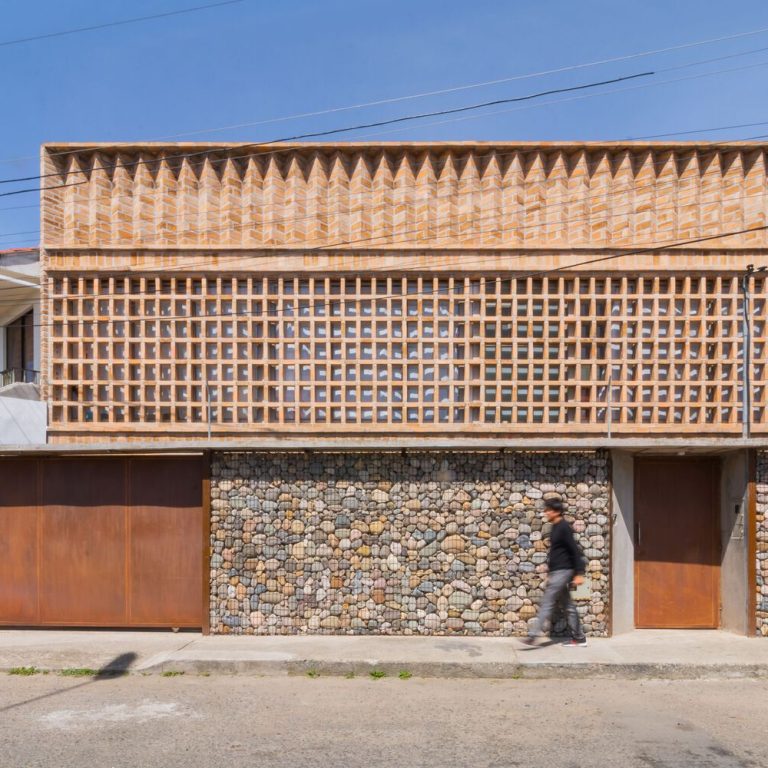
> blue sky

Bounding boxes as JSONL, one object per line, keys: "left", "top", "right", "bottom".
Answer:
{"left": 2, "top": 0, "right": 768, "bottom": 245}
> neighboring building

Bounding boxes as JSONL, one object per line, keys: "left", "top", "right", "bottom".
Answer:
{"left": 0, "top": 248, "right": 45, "bottom": 444}
{"left": 0, "top": 142, "right": 765, "bottom": 637}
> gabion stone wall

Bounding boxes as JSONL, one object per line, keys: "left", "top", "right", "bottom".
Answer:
{"left": 757, "top": 453, "right": 768, "bottom": 636}
{"left": 210, "top": 451, "right": 610, "bottom": 636}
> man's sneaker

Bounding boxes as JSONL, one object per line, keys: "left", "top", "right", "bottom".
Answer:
{"left": 562, "top": 638, "right": 588, "bottom": 647}
{"left": 519, "top": 636, "right": 541, "bottom": 647}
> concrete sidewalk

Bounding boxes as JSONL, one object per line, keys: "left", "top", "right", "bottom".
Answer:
{"left": 1, "top": 630, "right": 767, "bottom": 679}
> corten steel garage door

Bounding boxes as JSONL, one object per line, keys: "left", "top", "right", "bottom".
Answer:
{"left": 0, "top": 456, "right": 204, "bottom": 628}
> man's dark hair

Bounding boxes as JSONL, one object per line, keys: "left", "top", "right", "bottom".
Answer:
{"left": 543, "top": 498, "right": 565, "bottom": 515}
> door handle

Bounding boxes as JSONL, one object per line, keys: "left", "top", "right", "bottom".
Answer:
{"left": 635, "top": 521, "right": 641, "bottom": 547}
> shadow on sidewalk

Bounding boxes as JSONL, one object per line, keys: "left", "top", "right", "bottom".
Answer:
{"left": 0, "top": 652, "right": 138, "bottom": 713}
{"left": 517, "top": 639, "right": 563, "bottom": 651}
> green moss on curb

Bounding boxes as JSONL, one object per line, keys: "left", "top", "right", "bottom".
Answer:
{"left": 9, "top": 667, "right": 39, "bottom": 676}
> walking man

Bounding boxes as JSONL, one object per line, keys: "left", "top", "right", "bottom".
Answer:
{"left": 521, "top": 498, "right": 587, "bottom": 647}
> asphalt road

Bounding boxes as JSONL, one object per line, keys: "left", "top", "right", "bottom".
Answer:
{"left": 0, "top": 674, "right": 765, "bottom": 767}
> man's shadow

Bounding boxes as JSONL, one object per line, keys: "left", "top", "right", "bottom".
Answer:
{"left": 1, "top": 652, "right": 138, "bottom": 714}
{"left": 517, "top": 638, "right": 562, "bottom": 651}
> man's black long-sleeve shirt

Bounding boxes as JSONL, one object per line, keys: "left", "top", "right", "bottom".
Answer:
{"left": 547, "top": 518, "right": 586, "bottom": 575}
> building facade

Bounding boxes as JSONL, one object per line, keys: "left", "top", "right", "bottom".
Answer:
{"left": 0, "top": 141, "right": 765, "bottom": 636}
{"left": 0, "top": 248, "right": 45, "bottom": 444}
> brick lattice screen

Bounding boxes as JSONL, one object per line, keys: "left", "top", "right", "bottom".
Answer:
{"left": 48, "top": 272, "right": 762, "bottom": 435}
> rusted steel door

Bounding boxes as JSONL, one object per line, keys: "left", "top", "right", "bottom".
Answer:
{"left": 0, "top": 458, "right": 39, "bottom": 624}
{"left": 0, "top": 456, "right": 203, "bottom": 628}
{"left": 128, "top": 458, "right": 202, "bottom": 627}
{"left": 41, "top": 459, "right": 128, "bottom": 625}
{"left": 634, "top": 457, "right": 720, "bottom": 629}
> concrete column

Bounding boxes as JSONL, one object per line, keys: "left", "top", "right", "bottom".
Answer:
{"left": 720, "top": 450, "right": 750, "bottom": 635}
{"left": 610, "top": 450, "right": 634, "bottom": 634}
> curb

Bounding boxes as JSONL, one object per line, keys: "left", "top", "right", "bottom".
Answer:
{"left": 131, "top": 659, "right": 768, "bottom": 680}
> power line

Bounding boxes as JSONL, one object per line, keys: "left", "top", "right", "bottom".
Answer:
{"left": 6, "top": 39, "right": 768, "bottom": 189}
{"left": 0, "top": 0, "right": 246, "bottom": 48}
{"left": 19, "top": 222, "right": 768, "bottom": 329}
{"left": 152, "top": 26, "right": 768, "bottom": 141}
{"left": 4, "top": 119, "right": 763, "bottom": 229}
{"left": 0, "top": 71, "right": 654, "bottom": 191}
{"left": 0, "top": 136, "right": 765, "bottom": 290}
{"left": 4, "top": 48, "right": 767, "bottom": 208}
{"left": 8, "top": 20, "right": 768, "bottom": 166}
{"left": 27, "top": 133, "right": 768, "bottom": 247}
{"left": 1, "top": 132, "right": 767, "bottom": 304}
{"left": 1, "top": 47, "right": 766, "bottom": 218}
{"left": 626, "top": 120, "right": 768, "bottom": 140}
{"left": 350, "top": 58, "right": 768, "bottom": 143}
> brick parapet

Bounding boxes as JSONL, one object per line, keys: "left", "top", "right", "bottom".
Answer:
{"left": 40, "top": 143, "right": 768, "bottom": 251}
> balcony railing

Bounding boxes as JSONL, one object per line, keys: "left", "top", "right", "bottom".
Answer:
{"left": 0, "top": 368, "right": 40, "bottom": 388}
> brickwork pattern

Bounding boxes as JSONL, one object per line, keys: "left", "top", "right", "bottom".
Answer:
{"left": 42, "top": 144, "right": 768, "bottom": 250}
{"left": 46, "top": 271, "right": 764, "bottom": 437}
{"left": 757, "top": 452, "right": 768, "bottom": 636}
{"left": 39, "top": 141, "right": 768, "bottom": 442}
{"left": 210, "top": 451, "right": 610, "bottom": 636}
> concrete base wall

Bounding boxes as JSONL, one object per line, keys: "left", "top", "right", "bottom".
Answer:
{"left": 210, "top": 451, "right": 610, "bottom": 636}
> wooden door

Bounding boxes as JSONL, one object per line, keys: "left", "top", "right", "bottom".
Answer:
{"left": 634, "top": 458, "right": 720, "bottom": 628}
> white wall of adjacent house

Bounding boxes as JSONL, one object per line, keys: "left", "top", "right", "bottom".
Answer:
{"left": 0, "top": 395, "right": 46, "bottom": 444}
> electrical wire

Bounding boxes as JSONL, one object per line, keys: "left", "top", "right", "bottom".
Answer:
{"left": 6, "top": 19, "right": 768, "bottom": 166}
{"left": 18, "top": 220, "right": 768, "bottom": 329}
{"left": 348, "top": 58, "right": 768, "bottom": 143}
{"left": 21, "top": 132, "right": 768, "bottom": 247}
{"left": 0, "top": 0, "right": 245, "bottom": 48}
{"left": 1, "top": 49, "right": 766, "bottom": 215}
{"left": 1, "top": 133, "right": 766, "bottom": 306}
{"left": 5, "top": 36, "right": 768, "bottom": 192}
{"left": 0, "top": 71, "right": 655, "bottom": 190}
{"left": 3, "top": 117, "right": 767, "bottom": 249}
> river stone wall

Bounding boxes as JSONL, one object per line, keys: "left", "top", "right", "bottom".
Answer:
{"left": 210, "top": 451, "right": 610, "bottom": 636}
{"left": 757, "top": 453, "right": 768, "bottom": 636}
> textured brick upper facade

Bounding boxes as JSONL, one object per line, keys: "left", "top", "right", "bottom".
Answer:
{"left": 42, "top": 142, "right": 768, "bottom": 250}
{"left": 39, "top": 142, "right": 768, "bottom": 442}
